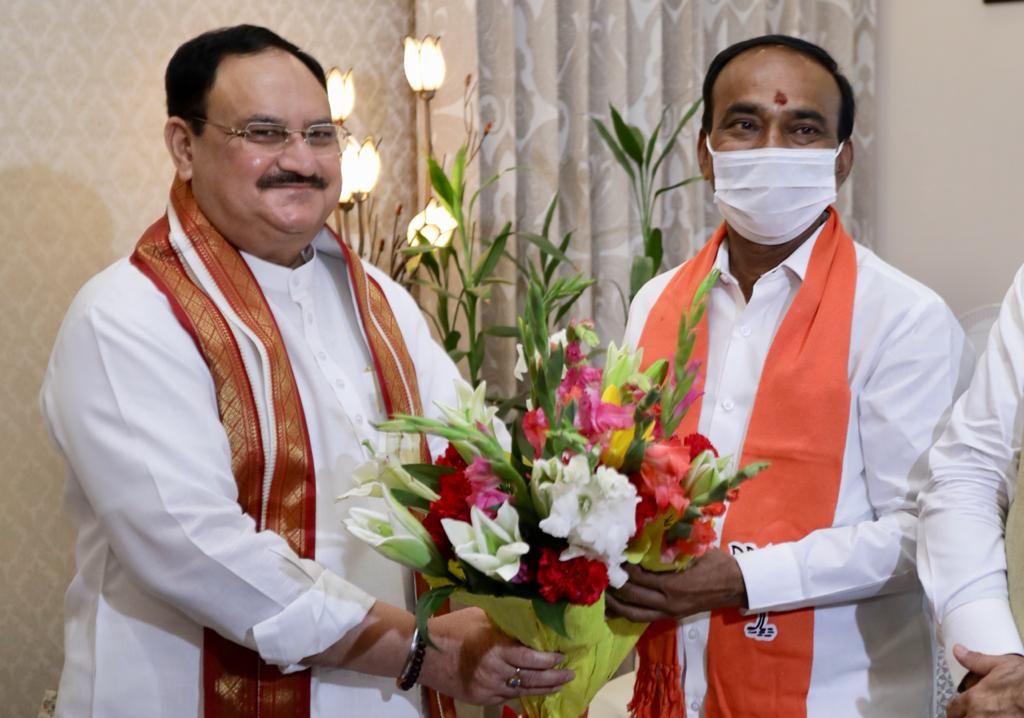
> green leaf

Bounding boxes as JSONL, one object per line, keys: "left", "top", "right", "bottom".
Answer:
{"left": 532, "top": 597, "right": 570, "bottom": 638}
{"left": 427, "top": 156, "right": 455, "bottom": 208}
{"left": 591, "top": 117, "right": 636, "bottom": 181}
{"left": 400, "top": 243, "right": 438, "bottom": 257}
{"left": 653, "top": 175, "right": 702, "bottom": 201}
{"left": 482, "top": 324, "right": 520, "bottom": 338}
{"left": 629, "top": 255, "right": 655, "bottom": 299}
{"left": 451, "top": 144, "right": 467, "bottom": 208}
{"left": 416, "top": 585, "right": 456, "bottom": 649}
{"left": 390, "top": 488, "right": 431, "bottom": 512}
{"left": 652, "top": 97, "right": 702, "bottom": 179}
{"left": 646, "top": 227, "right": 664, "bottom": 272}
{"left": 610, "top": 104, "right": 645, "bottom": 166}
{"left": 644, "top": 111, "right": 666, "bottom": 168}
{"left": 404, "top": 463, "right": 456, "bottom": 492}
{"left": 520, "top": 231, "right": 572, "bottom": 266}
{"left": 472, "top": 222, "right": 512, "bottom": 284}
{"left": 443, "top": 329, "right": 462, "bottom": 352}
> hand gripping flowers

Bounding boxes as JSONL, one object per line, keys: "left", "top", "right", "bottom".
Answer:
{"left": 340, "top": 269, "right": 767, "bottom": 718}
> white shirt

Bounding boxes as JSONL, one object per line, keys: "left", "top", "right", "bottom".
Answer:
{"left": 624, "top": 225, "right": 965, "bottom": 718}
{"left": 918, "top": 264, "right": 1024, "bottom": 687}
{"left": 41, "top": 217, "right": 463, "bottom": 717}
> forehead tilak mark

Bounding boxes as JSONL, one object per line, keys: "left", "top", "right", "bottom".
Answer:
{"left": 774, "top": 90, "right": 788, "bottom": 106}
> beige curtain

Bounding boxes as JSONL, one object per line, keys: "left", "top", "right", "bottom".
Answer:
{"left": 413, "top": 4, "right": 959, "bottom": 716}
{"left": 416, "top": 0, "right": 876, "bottom": 396}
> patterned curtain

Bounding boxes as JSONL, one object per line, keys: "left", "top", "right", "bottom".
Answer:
{"left": 416, "top": 0, "right": 877, "bottom": 395}
{"left": 413, "top": 3, "right": 957, "bottom": 715}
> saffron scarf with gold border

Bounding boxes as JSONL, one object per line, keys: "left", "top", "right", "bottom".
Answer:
{"left": 131, "top": 177, "right": 456, "bottom": 718}
{"left": 631, "top": 209, "right": 856, "bottom": 718}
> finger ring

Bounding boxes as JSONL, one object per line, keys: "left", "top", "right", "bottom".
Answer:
{"left": 505, "top": 666, "right": 523, "bottom": 689}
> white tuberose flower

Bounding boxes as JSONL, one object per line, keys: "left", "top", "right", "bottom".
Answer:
{"left": 442, "top": 503, "right": 529, "bottom": 582}
{"left": 537, "top": 456, "right": 639, "bottom": 588}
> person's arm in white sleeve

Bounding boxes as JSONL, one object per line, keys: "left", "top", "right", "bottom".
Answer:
{"left": 41, "top": 280, "right": 375, "bottom": 667}
{"left": 918, "top": 267, "right": 1024, "bottom": 686}
{"left": 735, "top": 296, "right": 965, "bottom": 613}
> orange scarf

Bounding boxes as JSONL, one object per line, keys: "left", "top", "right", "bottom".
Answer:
{"left": 131, "top": 178, "right": 455, "bottom": 718}
{"left": 631, "top": 210, "right": 856, "bottom": 717}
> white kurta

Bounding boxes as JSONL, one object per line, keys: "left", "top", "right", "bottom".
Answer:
{"left": 918, "top": 263, "right": 1024, "bottom": 687}
{"left": 624, "top": 225, "right": 966, "bottom": 718}
{"left": 41, "top": 208, "right": 463, "bottom": 717}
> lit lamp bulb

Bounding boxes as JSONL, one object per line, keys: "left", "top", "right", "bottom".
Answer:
{"left": 407, "top": 199, "right": 457, "bottom": 248}
{"left": 403, "top": 36, "right": 446, "bottom": 95}
{"left": 326, "top": 67, "right": 355, "bottom": 123}
{"left": 341, "top": 136, "right": 381, "bottom": 198}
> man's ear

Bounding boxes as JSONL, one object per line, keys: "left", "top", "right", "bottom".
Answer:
{"left": 836, "top": 139, "right": 854, "bottom": 189}
{"left": 165, "top": 117, "right": 195, "bottom": 181}
{"left": 697, "top": 129, "right": 714, "bottom": 185}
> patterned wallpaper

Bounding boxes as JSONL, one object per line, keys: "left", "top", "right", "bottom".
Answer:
{"left": 0, "top": 1, "right": 416, "bottom": 714}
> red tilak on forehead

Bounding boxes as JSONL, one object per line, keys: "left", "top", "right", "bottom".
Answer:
{"left": 774, "top": 90, "right": 788, "bottom": 105}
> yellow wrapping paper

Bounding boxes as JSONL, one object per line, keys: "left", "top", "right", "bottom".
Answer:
{"left": 454, "top": 591, "right": 646, "bottom": 718}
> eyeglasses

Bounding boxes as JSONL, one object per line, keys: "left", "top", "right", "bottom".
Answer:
{"left": 191, "top": 117, "right": 343, "bottom": 154}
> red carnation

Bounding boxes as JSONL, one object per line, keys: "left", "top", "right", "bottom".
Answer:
{"left": 422, "top": 467, "right": 473, "bottom": 559}
{"left": 683, "top": 432, "right": 718, "bottom": 460}
{"left": 702, "top": 501, "right": 726, "bottom": 517}
{"left": 436, "top": 442, "right": 469, "bottom": 471}
{"left": 536, "top": 547, "right": 609, "bottom": 605}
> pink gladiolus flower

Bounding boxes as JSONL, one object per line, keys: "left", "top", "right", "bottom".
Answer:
{"left": 522, "top": 408, "right": 549, "bottom": 456}
{"left": 557, "top": 365, "right": 603, "bottom": 405}
{"left": 565, "top": 340, "right": 584, "bottom": 366}
{"left": 464, "top": 457, "right": 509, "bottom": 516}
{"left": 639, "top": 436, "right": 692, "bottom": 514}
{"left": 577, "top": 388, "right": 634, "bottom": 439}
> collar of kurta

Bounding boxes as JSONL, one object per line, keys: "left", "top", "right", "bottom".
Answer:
{"left": 129, "top": 177, "right": 451, "bottom": 718}
{"left": 630, "top": 209, "right": 857, "bottom": 718}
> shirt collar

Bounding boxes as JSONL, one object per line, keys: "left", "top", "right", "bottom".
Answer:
{"left": 241, "top": 243, "right": 316, "bottom": 294}
{"left": 714, "top": 219, "right": 826, "bottom": 286}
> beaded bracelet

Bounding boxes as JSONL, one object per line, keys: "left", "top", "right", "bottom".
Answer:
{"left": 396, "top": 627, "right": 426, "bottom": 691}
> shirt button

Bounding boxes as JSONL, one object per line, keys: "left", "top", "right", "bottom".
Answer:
{"left": 688, "top": 627, "right": 699, "bottom": 639}
{"left": 722, "top": 398, "right": 735, "bottom": 411}
{"left": 739, "top": 325, "right": 752, "bottom": 337}
{"left": 690, "top": 700, "right": 701, "bottom": 712}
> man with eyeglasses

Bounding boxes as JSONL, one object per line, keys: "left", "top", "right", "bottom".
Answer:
{"left": 40, "top": 24, "right": 571, "bottom": 718}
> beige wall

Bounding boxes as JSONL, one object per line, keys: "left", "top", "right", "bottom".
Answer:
{"left": 0, "top": 2, "right": 416, "bottom": 715}
{"left": 876, "top": 0, "right": 1024, "bottom": 316}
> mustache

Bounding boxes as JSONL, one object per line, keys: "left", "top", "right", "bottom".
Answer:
{"left": 257, "top": 171, "right": 328, "bottom": 190}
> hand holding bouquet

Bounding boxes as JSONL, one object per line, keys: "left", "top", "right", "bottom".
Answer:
{"left": 341, "top": 269, "right": 767, "bottom": 717}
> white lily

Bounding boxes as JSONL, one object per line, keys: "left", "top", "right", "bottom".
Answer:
{"left": 441, "top": 503, "right": 529, "bottom": 582}
{"left": 344, "top": 488, "right": 447, "bottom": 576}
{"left": 341, "top": 433, "right": 439, "bottom": 502}
{"left": 537, "top": 459, "right": 639, "bottom": 588}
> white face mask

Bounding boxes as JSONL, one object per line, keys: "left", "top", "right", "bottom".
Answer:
{"left": 706, "top": 138, "right": 843, "bottom": 245}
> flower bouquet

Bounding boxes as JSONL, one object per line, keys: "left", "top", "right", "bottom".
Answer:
{"left": 341, "top": 269, "right": 767, "bottom": 717}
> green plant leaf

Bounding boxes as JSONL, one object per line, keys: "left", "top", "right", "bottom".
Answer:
{"left": 591, "top": 117, "right": 636, "bottom": 181}
{"left": 390, "top": 488, "right": 431, "bottom": 511}
{"left": 416, "top": 585, "right": 456, "bottom": 649}
{"left": 610, "top": 104, "right": 645, "bottom": 166}
{"left": 644, "top": 111, "right": 666, "bottom": 168}
{"left": 404, "top": 463, "right": 456, "bottom": 491}
{"left": 652, "top": 97, "right": 702, "bottom": 179}
{"left": 646, "top": 227, "right": 664, "bottom": 272}
{"left": 653, "top": 175, "right": 702, "bottom": 201}
{"left": 520, "top": 231, "right": 572, "bottom": 266}
{"left": 427, "top": 155, "right": 455, "bottom": 208}
{"left": 472, "top": 222, "right": 512, "bottom": 284}
{"left": 443, "top": 329, "right": 462, "bottom": 352}
{"left": 531, "top": 597, "right": 570, "bottom": 639}
{"left": 482, "top": 324, "right": 520, "bottom": 338}
{"left": 629, "top": 255, "right": 655, "bottom": 299}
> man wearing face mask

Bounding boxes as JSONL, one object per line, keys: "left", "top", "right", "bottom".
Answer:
{"left": 611, "top": 35, "right": 965, "bottom": 717}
